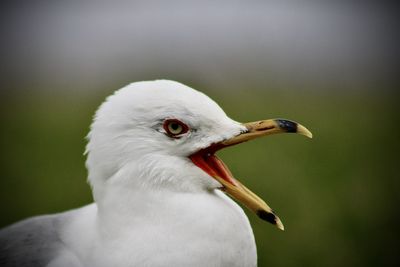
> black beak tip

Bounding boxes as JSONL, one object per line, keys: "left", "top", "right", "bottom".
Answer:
{"left": 257, "top": 210, "right": 277, "bottom": 225}
{"left": 275, "top": 119, "right": 298, "bottom": 133}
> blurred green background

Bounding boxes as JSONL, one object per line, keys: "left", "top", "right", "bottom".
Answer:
{"left": 0, "top": 1, "right": 399, "bottom": 266}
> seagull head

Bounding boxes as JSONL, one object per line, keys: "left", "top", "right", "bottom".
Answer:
{"left": 86, "top": 80, "right": 312, "bottom": 230}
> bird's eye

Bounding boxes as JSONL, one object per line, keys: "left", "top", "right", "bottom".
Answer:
{"left": 163, "top": 119, "right": 189, "bottom": 138}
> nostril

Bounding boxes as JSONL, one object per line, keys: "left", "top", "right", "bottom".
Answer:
{"left": 255, "top": 126, "right": 274, "bottom": 131}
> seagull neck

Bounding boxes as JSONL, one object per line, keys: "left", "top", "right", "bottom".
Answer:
{"left": 95, "top": 184, "right": 180, "bottom": 231}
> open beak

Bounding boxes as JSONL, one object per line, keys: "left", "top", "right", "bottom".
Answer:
{"left": 189, "top": 119, "right": 312, "bottom": 231}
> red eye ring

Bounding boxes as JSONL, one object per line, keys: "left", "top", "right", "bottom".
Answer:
{"left": 163, "top": 119, "right": 189, "bottom": 138}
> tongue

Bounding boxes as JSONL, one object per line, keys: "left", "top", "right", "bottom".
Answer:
{"left": 190, "top": 153, "right": 238, "bottom": 186}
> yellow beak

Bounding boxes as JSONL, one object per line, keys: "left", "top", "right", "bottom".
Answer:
{"left": 190, "top": 118, "right": 312, "bottom": 230}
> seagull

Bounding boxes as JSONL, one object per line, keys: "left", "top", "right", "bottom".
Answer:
{"left": 0, "top": 80, "right": 312, "bottom": 267}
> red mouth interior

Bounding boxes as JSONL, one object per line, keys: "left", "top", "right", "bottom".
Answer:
{"left": 189, "top": 144, "right": 238, "bottom": 186}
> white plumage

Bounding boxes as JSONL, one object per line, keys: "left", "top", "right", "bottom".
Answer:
{"left": 1, "top": 80, "right": 256, "bottom": 267}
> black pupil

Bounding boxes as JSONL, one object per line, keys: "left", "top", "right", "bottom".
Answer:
{"left": 171, "top": 123, "right": 179, "bottom": 131}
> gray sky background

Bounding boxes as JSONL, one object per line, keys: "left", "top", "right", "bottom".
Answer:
{"left": 1, "top": 0, "right": 398, "bottom": 92}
